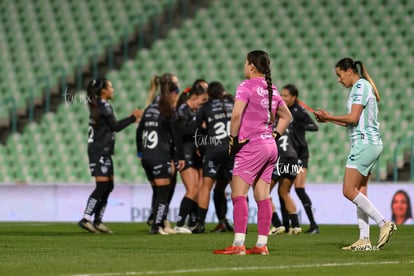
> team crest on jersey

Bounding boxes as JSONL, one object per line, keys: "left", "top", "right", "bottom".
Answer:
{"left": 101, "top": 166, "right": 108, "bottom": 174}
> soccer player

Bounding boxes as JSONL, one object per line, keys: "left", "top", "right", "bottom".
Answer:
{"left": 79, "top": 79, "right": 142, "bottom": 233}
{"left": 281, "top": 84, "right": 319, "bottom": 234}
{"left": 269, "top": 124, "right": 302, "bottom": 235}
{"left": 174, "top": 79, "right": 209, "bottom": 233}
{"left": 314, "top": 57, "right": 397, "bottom": 250}
{"left": 136, "top": 73, "right": 183, "bottom": 235}
{"left": 191, "top": 81, "right": 234, "bottom": 233}
{"left": 214, "top": 50, "right": 292, "bottom": 255}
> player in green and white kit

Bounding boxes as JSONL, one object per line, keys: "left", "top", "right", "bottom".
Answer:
{"left": 314, "top": 57, "right": 396, "bottom": 251}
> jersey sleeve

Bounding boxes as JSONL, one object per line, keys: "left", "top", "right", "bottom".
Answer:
{"left": 102, "top": 103, "right": 135, "bottom": 132}
{"left": 351, "top": 81, "right": 369, "bottom": 107}
{"left": 235, "top": 80, "right": 250, "bottom": 103}
{"left": 297, "top": 106, "right": 318, "bottom": 131}
{"left": 136, "top": 120, "right": 144, "bottom": 155}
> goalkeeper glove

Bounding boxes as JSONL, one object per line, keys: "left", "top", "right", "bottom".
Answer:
{"left": 228, "top": 135, "right": 249, "bottom": 159}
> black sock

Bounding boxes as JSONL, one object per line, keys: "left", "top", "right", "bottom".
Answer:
{"left": 213, "top": 189, "right": 226, "bottom": 221}
{"left": 271, "top": 211, "right": 282, "bottom": 227}
{"left": 148, "top": 185, "right": 157, "bottom": 222}
{"left": 197, "top": 207, "right": 208, "bottom": 226}
{"left": 279, "top": 197, "right": 290, "bottom": 229}
{"left": 289, "top": 213, "right": 300, "bottom": 228}
{"left": 168, "top": 172, "right": 177, "bottom": 204}
{"left": 188, "top": 201, "right": 198, "bottom": 227}
{"left": 82, "top": 181, "right": 110, "bottom": 218}
{"left": 177, "top": 197, "right": 194, "bottom": 227}
{"left": 295, "top": 188, "right": 317, "bottom": 226}
{"left": 152, "top": 185, "right": 170, "bottom": 230}
{"left": 94, "top": 180, "right": 114, "bottom": 223}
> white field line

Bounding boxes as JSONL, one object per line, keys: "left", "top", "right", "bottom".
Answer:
{"left": 69, "top": 260, "right": 412, "bottom": 276}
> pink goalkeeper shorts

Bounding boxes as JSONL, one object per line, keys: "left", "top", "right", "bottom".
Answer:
{"left": 232, "top": 139, "right": 277, "bottom": 185}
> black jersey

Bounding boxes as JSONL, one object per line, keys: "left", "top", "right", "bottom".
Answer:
{"left": 176, "top": 103, "right": 199, "bottom": 142}
{"left": 289, "top": 102, "right": 318, "bottom": 151}
{"left": 88, "top": 99, "right": 135, "bottom": 156}
{"left": 276, "top": 125, "right": 298, "bottom": 160}
{"left": 197, "top": 97, "right": 233, "bottom": 153}
{"left": 136, "top": 101, "right": 181, "bottom": 161}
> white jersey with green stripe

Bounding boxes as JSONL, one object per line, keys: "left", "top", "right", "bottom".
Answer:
{"left": 347, "top": 78, "right": 382, "bottom": 145}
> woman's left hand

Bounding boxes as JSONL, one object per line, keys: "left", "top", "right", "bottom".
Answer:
{"left": 313, "top": 108, "right": 330, "bottom": 123}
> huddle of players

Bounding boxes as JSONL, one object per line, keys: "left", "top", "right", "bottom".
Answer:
{"left": 136, "top": 76, "right": 234, "bottom": 234}
{"left": 137, "top": 75, "right": 314, "bottom": 235}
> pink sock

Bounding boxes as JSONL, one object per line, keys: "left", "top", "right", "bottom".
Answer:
{"left": 232, "top": 196, "right": 248, "bottom": 234}
{"left": 257, "top": 198, "right": 272, "bottom": 236}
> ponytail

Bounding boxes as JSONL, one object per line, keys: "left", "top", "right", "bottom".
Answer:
{"left": 87, "top": 78, "right": 107, "bottom": 124}
{"left": 265, "top": 69, "right": 275, "bottom": 124}
{"left": 145, "top": 76, "right": 160, "bottom": 107}
{"left": 355, "top": 61, "right": 381, "bottom": 102}
{"left": 158, "top": 73, "right": 177, "bottom": 118}
{"left": 246, "top": 50, "right": 275, "bottom": 124}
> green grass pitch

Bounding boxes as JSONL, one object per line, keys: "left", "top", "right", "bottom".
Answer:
{"left": 0, "top": 223, "right": 412, "bottom": 275}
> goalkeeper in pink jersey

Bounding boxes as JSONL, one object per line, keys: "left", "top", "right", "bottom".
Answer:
{"left": 214, "top": 50, "right": 292, "bottom": 255}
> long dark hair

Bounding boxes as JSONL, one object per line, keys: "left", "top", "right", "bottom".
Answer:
{"left": 87, "top": 78, "right": 108, "bottom": 124}
{"left": 246, "top": 50, "right": 274, "bottom": 123}
{"left": 335, "top": 57, "right": 380, "bottom": 102}
{"left": 155, "top": 73, "right": 178, "bottom": 118}
{"left": 207, "top": 81, "right": 229, "bottom": 116}
{"left": 176, "top": 78, "right": 208, "bottom": 108}
{"left": 282, "top": 84, "right": 299, "bottom": 101}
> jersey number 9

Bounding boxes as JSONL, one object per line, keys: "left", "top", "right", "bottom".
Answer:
{"left": 143, "top": 130, "right": 158, "bottom": 149}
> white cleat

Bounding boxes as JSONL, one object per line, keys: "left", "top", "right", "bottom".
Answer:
{"left": 269, "top": 226, "right": 286, "bottom": 235}
{"left": 342, "top": 238, "right": 372, "bottom": 251}
{"left": 376, "top": 221, "right": 397, "bottom": 249}
{"left": 174, "top": 226, "right": 192, "bottom": 234}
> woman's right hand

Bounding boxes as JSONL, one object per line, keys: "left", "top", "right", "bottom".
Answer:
{"left": 132, "top": 109, "right": 143, "bottom": 122}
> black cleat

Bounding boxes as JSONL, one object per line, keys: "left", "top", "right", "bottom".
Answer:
{"left": 192, "top": 224, "right": 205, "bottom": 234}
{"left": 211, "top": 223, "right": 226, "bottom": 233}
{"left": 304, "top": 225, "right": 320, "bottom": 234}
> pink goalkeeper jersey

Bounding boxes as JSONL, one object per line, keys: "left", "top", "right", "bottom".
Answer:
{"left": 235, "top": 77, "right": 285, "bottom": 141}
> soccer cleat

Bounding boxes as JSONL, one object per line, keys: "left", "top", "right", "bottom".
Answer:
{"left": 342, "top": 238, "right": 372, "bottom": 251}
{"left": 174, "top": 226, "right": 192, "bottom": 234}
{"left": 211, "top": 223, "right": 226, "bottom": 233}
{"left": 288, "top": 227, "right": 302, "bottom": 235}
{"left": 150, "top": 226, "right": 169, "bottom": 235}
{"left": 162, "top": 220, "right": 176, "bottom": 234}
{"left": 94, "top": 222, "right": 114, "bottom": 233}
{"left": 376, "top": 221, "right": 397, "bottom": 249}
{"left": 269, "top": 226, "right": 286, "bottom": 235}
{"left": 213, "top": 245, "right": 246, "bottom": 255}
{"left": 78, "top": 219, "right": 99, "bottom": 233}
{"left": 246, "top": 245, "right": 269, "bottom": 255}
{"left": 304, "top": 225, "right": 320, "bottom": 234}
{"left": 192, "top": 224, "right": 205, "bottom": 234}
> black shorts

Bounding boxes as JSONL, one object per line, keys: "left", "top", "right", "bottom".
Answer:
{"left": 141, "top": 159, "right": 172, "bottom": 181}
{"left": 182, "top": 142, "right": 202, "bottom": 170}
{"left": 298, "top": 158, "right": 309, "bottom": 169}
{"left": 89, "top": 155, "right": 114, "bottom": 177}
{"left": 272, "top": 158, "right": 298, "bottom": 182}
{"left": 202, "top": 150, "right": 233, "bottom": 180}
{"left": 297, "top": 146, "right": 309, "bottom": 168}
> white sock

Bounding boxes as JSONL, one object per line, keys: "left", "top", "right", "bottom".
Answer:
{"left": 256, "top": 235, "right": 268, "bottom": 247}
{"left": 357, "top": 206, "right": 370, "bottom": 239}
{"left": 83, "top": 214, "right": 92, "bottom": 221}
{"left": 353, "top": 193, "right": 385, "bottom": 227}
{"left": 233, "top": 233, "right": 246, "bottom": 246}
